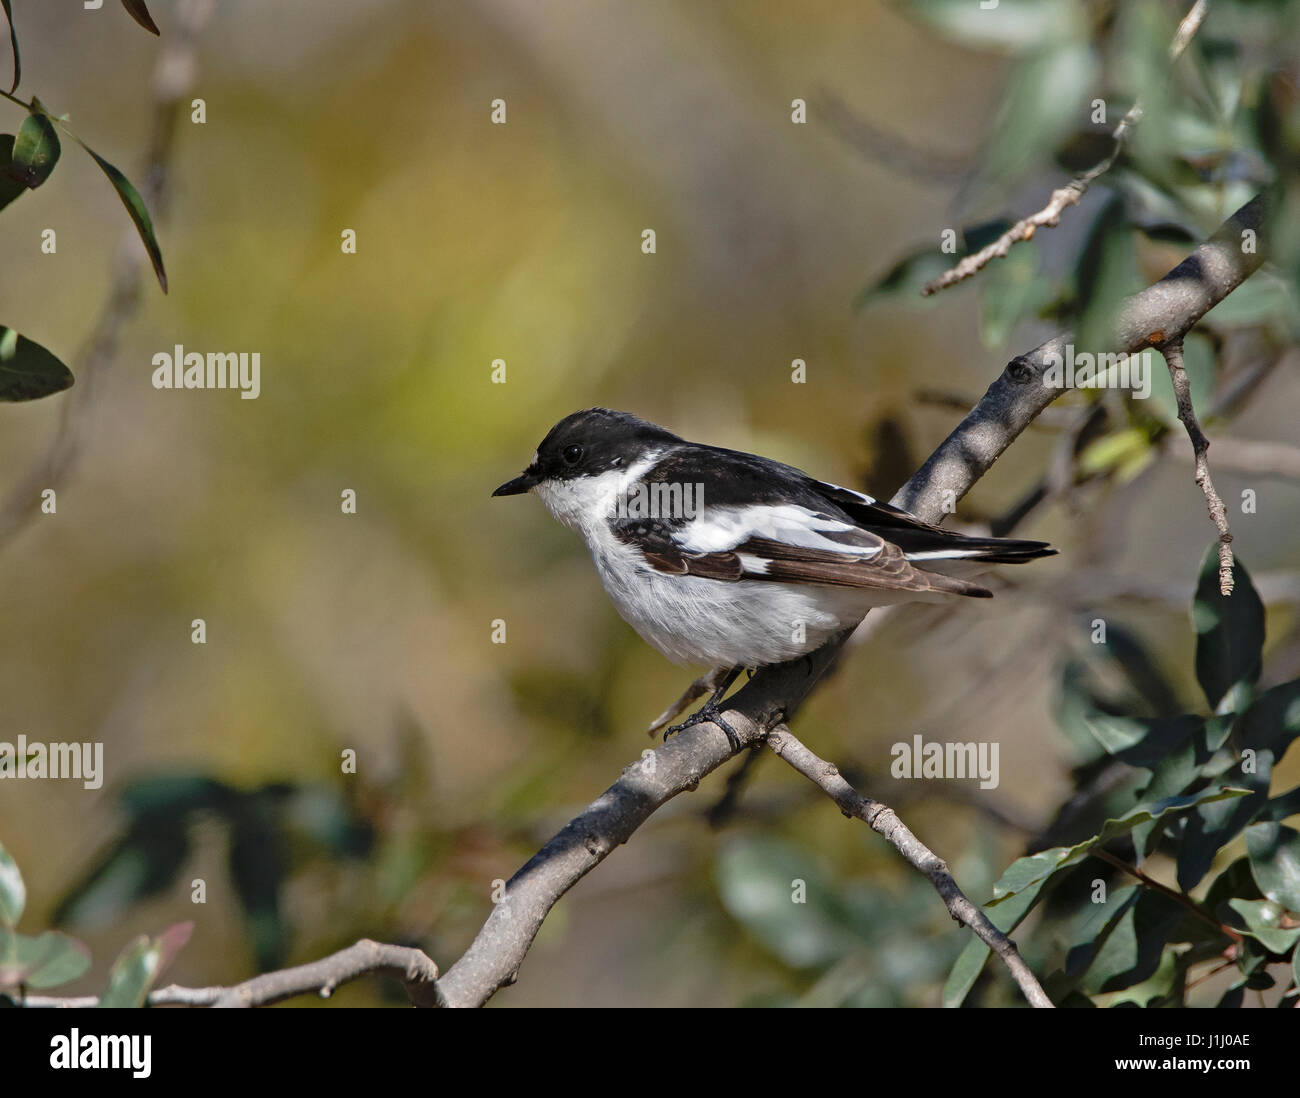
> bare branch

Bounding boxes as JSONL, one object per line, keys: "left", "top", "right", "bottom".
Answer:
{"left": 1161, "top": 337, "right": 1235, "bottom": 595}
{"left": 921, "top": 0, "right": 1210, "bottom": 297}
{"left": 209, "top": 939, "right": 443, "bottom": 1008}
{"left": 22, "top": 939, "right": 444, "bottom": 1009}
{"left": 896, "top": 193, "right": 1266, "bottom": 520}
{"left": 764, "top": 725, "right": 1052, "bottom": 1007}
{"left": 438, "top": 705, "right": 780, "bottom": 1007}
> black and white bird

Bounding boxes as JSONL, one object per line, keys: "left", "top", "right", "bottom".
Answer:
{"left": 494, "top": 408, "right": 1054, "bottom": 740}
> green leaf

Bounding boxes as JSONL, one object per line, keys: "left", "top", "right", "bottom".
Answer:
{"left": 1192, "top": 547, "right": 1265, "bottom": 711}
{"left": 0, "top": 325, "right": 74, "bottom": 401}
{"left": 1115, "top": 0, "right": 1178, "bottom": 172}
{"left": 53, "top": 818, "right": 191, "bottom": 929}
{"left": 1080, "top": 890, "right": 1184, "bottom": 996}
{"left": 1077, "top": 711, "right": 1205, "bottom": 774}
{"left": 978, "top": 235, "right": 1046, "bottom": 348}
{"left": 99, "top": 935, "right": 163, "bottom": 1008}
{"left": 1205, "top": 856, "right": 1262, "bottom": 913}
{"left": 991, "top": 787, "right": 1252, "bottom": 904}
{"left": 24, "top": 932, "right": 91, "bottom": 988}
{"left": 9, "top": 110, "right": 59, "bottom": 188}
{"left": 1245, "top": 822, "right": 1300, "bottom": 912}
{"left": 943, "top": 934, "right": 992, "bottom": 1007}
{"left": 1178, "top": 754, "right": 1273, "bottom": 892}
{"left": 0, "top": 929, "right": 91, "bottom": 989}
{"left": 715, "top": 836, "right": 864, "bottom": 969}
{"left": 1064, "top": 882, "right": 1140, "bottom": 987}
{"left": 1201, "top": 271, "right": 1298, "bottom": 338}
{"left": 0, "top": 134, "right": 28, "bottom": 213}
{"left": 0, "top": 841, "right": 25, "bottom": 927}
{"left": 1077, "top": 427, "right": 1156, "bottom": 482}
{"left": 1226, "top": 898, "right": 1300, "bottom": 955}
{"left": 79, "top": 141, "right": 167, "bottom": 292}
{"left": 980, "top": 38, "right": 1095, "bottom": 191}
{"left": 120, "top": 0, "right": 160, "bottom": 35}
{"left": 941, "top": 883, "right": 1043, "bottom": 1007}
{"left": 1234, "top": 680, "right": 1300, "bottom": 757}
{"left": 1103, "top": 944, "right": 1189, "bottom": 1007}
{"left": 1076, "top": 195, "right": 1143, "bottom": 358}
{"left": 1, "top": 0, "right": 17, "bottom": 92}
{"left": 228, "top": 790, "right": 291, "bottom": 971}
{"left": 119, "top": 774, "right": 234, "bottom": 817}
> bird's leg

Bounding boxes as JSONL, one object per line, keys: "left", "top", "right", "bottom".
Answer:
{"left": 665, "top": 665, "right": 746, "bottom": 749}
{"left": 647, "top": 665, "right": 730, "bottom": 738}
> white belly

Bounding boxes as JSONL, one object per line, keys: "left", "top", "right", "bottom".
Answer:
{"left": 591, "top": 538, "right": 870, "bottom": 667}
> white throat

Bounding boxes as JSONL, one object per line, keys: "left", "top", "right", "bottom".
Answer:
{"left": 532, "top": 452, "right": 662, "bottom": 541}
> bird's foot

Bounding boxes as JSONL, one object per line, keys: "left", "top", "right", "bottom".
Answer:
{"left": 666, "top": 699, "right": 742, "bottom": 751}
{"left": 647, "top": 666, "right": 729, "bottom": 738}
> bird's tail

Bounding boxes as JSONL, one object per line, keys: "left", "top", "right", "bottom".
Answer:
{"left": 897, "top": 532, "right": 1057, "bottom": 566}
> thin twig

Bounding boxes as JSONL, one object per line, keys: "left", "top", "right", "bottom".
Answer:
{"left": 21, "top": 939, "right": 444, "bottom": 1009}
{"left": 1091, "top": 848, "right": 1242, "bottom": 944}
{"left": 765, "top": 725, "right": 1052, "bottom": 1007}
{"left": 921, "top": 0, "right": 1210, "bottom": 297}
{"left": 1161, "top": 337, "right": 1235, "bottom": 594}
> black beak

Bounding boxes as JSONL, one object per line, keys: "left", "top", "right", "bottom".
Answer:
{"left": 492, "top": 469, "right": 540, "bottom": 497}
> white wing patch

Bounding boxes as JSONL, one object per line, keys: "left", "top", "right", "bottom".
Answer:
{"left": 674, "top": 504, "right": 882, "bottom": 558}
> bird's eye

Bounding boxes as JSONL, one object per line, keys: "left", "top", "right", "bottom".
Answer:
{"left": 562, "top": 445, "right": 584, "bottom": 465}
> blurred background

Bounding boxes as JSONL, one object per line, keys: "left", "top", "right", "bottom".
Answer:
{"left": 0, "top": 0, "right": 1297, "bottom": 1006}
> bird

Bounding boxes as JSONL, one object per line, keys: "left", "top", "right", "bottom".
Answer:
{"left": 493, "top": 408, "right": 1055, "bottom": 744}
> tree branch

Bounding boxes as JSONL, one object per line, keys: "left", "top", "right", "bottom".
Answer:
{"left": 21, "top": 939, "right": 444, "bottom": 1009}
{"left": 764, "top": 725, "right": 1053, "bottom": 1007}
{"left": 1160, "top": 337, "right": 1235, "bottom": 594}
{"left": 896, "top": 193, "right": 1266, "bottom": 519}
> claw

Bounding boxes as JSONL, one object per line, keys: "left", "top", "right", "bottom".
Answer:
{"left": 665, "top": 699, "right": 743, "bottom": 751}
{"left": 647, "top": 666, "right": 729, "bottom": 737}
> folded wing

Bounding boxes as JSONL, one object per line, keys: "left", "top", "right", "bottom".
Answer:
{"left": 614, "top": 445, "right": 1054, "bottom": 598}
